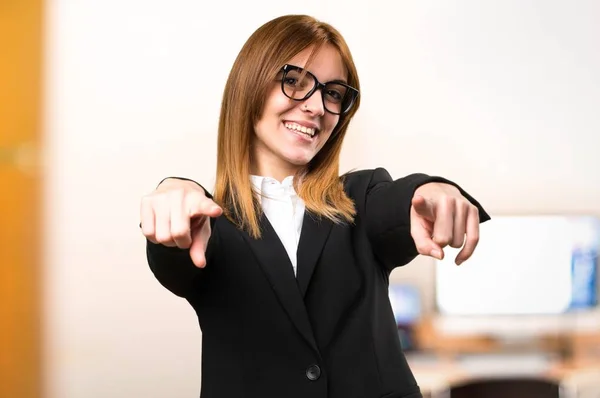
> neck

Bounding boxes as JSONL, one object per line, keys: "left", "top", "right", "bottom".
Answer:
{"left": 250, "top": 159, "right": 301, "bottom": 183}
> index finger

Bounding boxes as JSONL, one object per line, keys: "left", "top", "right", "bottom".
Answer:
{"left": 455, "top": 206, "right": 480, "bottom": 265}
{"left": 189, "top": 217, "right": 210, "bottom": 268}
{"left": 410, "top": 207, "right": 443, "bottom": 260}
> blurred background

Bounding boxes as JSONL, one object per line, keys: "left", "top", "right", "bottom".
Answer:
{"left": 1, "top": 0, "right": 599, "bottom": 397}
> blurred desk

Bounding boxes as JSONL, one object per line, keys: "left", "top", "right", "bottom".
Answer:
{"left": 407, "top": 317, "right": 600, "bottom": 396}
{"left": 408, "top": 354, "right": 600, "bottom": 397}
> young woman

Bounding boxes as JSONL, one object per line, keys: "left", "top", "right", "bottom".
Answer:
{"left": 140, "top": 14, "right": 490, "bottom": 398}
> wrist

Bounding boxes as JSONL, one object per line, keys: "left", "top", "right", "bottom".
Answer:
{"left": 414, "top": 182, "right": 460, "bottom": 197}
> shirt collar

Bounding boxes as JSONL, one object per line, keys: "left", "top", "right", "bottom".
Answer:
{"left": 250, "top": 175, "right": 296, "bottom": 196}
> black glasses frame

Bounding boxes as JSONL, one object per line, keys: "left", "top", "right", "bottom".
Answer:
{"left": 280, "top": 64, "right": 359, "bottom": 115}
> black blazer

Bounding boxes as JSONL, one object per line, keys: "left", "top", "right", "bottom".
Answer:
{"left": 147, "top": 168, "right": 490, "bottom": 398}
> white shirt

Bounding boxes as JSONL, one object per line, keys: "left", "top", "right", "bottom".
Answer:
{"left": 250, "top": 175, "right": 305, "bottom": 276}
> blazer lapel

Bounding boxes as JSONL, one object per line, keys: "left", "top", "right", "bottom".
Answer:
{"left": 296, "top": 211, "right": 333, "bottom": 298}
{"left": 241, "top": 214, "right": 320, "bottom": 354}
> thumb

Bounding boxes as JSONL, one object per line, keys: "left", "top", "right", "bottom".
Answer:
{"left": 411, "top": 194, "right": 435, "bottom": 221}
{"left": 203, "top": 199, "right": 223, "bottom": 218}
{"left": 189, "top": 197, "right": 223, "bottom": 219}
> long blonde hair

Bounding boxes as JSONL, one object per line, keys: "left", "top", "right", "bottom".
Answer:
{"left": 214, "top": 15, "right": 361, "bottom": 238}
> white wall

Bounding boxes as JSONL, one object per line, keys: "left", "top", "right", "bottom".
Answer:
{"left": 42, "top": 1, "right": 600, "bottom": 397}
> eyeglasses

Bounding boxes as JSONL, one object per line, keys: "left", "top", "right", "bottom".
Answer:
{"left": 279, "top": 64, "right": 359, "bottom": 115}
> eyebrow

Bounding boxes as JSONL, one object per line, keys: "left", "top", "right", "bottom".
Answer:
{"left": 329, "top": 78, "right": 348, "bottom": 84}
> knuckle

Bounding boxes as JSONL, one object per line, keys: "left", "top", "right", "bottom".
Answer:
{"left": 141, "top": 226, "right": 154, "bottom": 238}
{"left": 442, "top": 195, "right": 455, "bottom": 207}
{"left": 450, "top": 237, "right": 465, "bottom": 248}
{"left": 459, "top": 200, "right": 470, "bottom": 213}
{"left": 468, "top": 234, "right": 480, "bottom": 246}
{"left": 154, "top": 232, "right": 172, "bottom": 245}
{"left": 434, "top": 234, "right": 451, "bottom": 246}
{"left": 436, "top": 197, "right": 448, "bottom": 210}
{"left": 170, "top": 227, "right": 189, "bottom": 240}
{"left": 469, "top": 205, "right": 479, "bottom": 217}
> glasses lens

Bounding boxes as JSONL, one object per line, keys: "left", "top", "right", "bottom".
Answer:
{"left": 281, "top": 66, "right": 358, "bottom": 115}
{"left": 282, "top": 68, "right": 315, "bottom": 100}
{"left": 322, "top": 83, "right": 353, "bottom": 114}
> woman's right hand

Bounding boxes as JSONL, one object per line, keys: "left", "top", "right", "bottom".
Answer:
{"left": 140, "top": 178, "right": 223, "bottom": 268}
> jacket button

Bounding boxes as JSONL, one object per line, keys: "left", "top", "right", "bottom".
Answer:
{"left": 306, "top": 364, "right": 321, "bottom": 381}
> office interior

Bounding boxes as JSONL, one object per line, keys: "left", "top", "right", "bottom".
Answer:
{"left": 2, "top": 1, "right": 599, "bottom": 397}
{"left": 390, "top": 216, "right": 600, "bottom": 397}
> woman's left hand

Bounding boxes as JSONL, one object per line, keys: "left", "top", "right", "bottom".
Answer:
{"left": 410, "top": 183, "right": 480, "bottom": 265}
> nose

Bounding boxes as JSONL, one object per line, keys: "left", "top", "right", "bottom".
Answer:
{"left": 301, "top": 88, "right": 325, "bottom": 116}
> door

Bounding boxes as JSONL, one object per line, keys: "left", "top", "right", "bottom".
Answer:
{"left": 0, "top": 0, "right": 44, "bottom": 397}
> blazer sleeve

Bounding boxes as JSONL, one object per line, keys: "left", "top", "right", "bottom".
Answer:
{"left": 364, "top": 168, "right": 491, "bottom": 272}
{"left": 145, "top": 177, "right": 219, "bottom": 298}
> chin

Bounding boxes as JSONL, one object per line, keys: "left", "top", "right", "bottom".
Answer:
{"left": 279, "top": 149, "right": 313, "bottom": 166}
{"left": 286, "top": 157, "right": 311, "bottom": 167}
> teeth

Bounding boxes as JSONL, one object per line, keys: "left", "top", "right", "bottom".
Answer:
{"left": 285, "top": 122, "right": 316, "bottom": 137}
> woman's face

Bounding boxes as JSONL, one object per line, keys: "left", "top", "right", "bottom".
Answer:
{"left": 252, "top": 44, "right": 346, "bottom": 180}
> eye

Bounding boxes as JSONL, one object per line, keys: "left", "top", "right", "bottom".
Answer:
{"left": 283, "top": 77, "right": 298, "bottom": 87}
{"left": 325, "top": 89, "right": 343, "bottom": 102}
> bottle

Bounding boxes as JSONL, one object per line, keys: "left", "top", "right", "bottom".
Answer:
{"left": 569, "top": 217, "right": 599, "bottom": 310}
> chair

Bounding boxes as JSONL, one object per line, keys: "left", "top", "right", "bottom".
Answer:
{"left": 449, "top": 377, "right": 560, "bottom": 398}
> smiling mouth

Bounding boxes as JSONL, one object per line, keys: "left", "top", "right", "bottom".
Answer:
{"left": 284, "top": 122, "right": 318, "bottom": 138}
